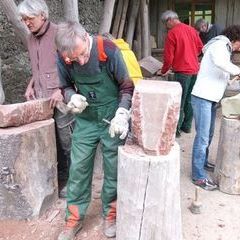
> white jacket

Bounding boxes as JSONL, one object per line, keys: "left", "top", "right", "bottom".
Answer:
{"left": 192, "top": 35, "right": 240, "bottom": 102}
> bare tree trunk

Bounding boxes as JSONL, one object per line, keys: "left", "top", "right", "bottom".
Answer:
{"left": 112, "top": 0, "right": 124, "bottom": 38}
{"left": 126, "top": 0, "right": 140, "bottom": 48}
{"left": 99, "top": 0, "right": 116, "bottom": 34}
{"left": 117, "top": 0, "right": 129, "bottom": 38}
{"left": 0, "top": 58, "right": 5, "bottom": 104}
{"left": 62, "top": 0, "right": 79, "bottom": 22}
{"left": 0, "top": 0, "right": 29, "bottom": 48}
{"left": 140, "top": 0, "right": 151, "bottom": 57}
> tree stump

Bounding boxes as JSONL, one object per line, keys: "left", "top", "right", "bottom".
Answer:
{"left": 214, "top": 117, "right": 240, "bottom": 194}
{"left": 0, "top": 119, "right": 58, "bottom": 219}
{"left": 117, "top": 143, "right": 182, "bottom": 240}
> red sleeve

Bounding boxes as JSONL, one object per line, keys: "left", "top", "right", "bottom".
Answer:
{"left": 161, "top": 32, "right": 175, "bottom": 74}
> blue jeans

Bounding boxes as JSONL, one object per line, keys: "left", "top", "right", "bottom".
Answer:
{"left": 191, "top": 95, "right": 217, "bottom": 180}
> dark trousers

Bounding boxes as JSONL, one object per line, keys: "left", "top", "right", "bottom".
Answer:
{"left": 174, "top": 73, "right": 197, "bottom": 133}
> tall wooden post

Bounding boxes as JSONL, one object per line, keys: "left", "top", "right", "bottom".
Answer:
{"left": 99, "top": 0, "right": 116, "bottom": 34}
{"left": 214, "top": 117, "right": 240, "bottom": 194}
{"left": 117, "top": 80, "right": 182, "bottom": 240}
{"left": 140, "top": 0, "right": 151, "bottom": 57}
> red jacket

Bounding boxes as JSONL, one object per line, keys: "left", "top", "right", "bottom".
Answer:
{"left": 161, "top": 23, "right": 203, "bottom": 75}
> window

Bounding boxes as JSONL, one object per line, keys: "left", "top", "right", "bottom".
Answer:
{"left": 174, "top": 0, "right": 215, "bottom": 26}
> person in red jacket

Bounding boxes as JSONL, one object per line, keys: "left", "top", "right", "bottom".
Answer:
{"left": 158, "top": 10, "right": 203, "bottom": 137}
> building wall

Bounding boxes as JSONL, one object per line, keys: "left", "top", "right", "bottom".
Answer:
{"left": 151, "top": 0, "right": 240, "bottom": 49}
{"left": 215, "top": 0, "right": 240, "bottom": 27}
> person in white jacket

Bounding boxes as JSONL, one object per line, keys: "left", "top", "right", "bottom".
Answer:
{"left": 191, "top": 25, "right": 240, "bottom": 191}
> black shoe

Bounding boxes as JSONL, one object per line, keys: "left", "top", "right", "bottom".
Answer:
{"left": 192, "top": 178, "right": 218, "bottom": 191}
{"left": 204, "top": 162, "right": 215, "bottom": 172}
{"left": 180, "top": 127, "right": 191, "bottom": 133}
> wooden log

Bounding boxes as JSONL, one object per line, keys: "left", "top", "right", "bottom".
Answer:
{"left": 117, "top": 143, "right": 182, "bottom": 240}
{"left": 112, "top": 0, "right": 124, "bottom": 38}
{"left": 157, "top": 0, "right": 168, "bottom": 48}
{"left": 0, "top": 119, "right": 58, "bottom": 218}
{"left": 117, "top": 0, "right": 129, "bottom": 38}
{"left": 214, "top": 117, "right": 240, "bottom": 194}
{"left": 134, "top": 12, "right": 142, "bottom": 60}
{"left": 140, "top": 0, "right": 151, "bottom": 57}
{"left": 98, "top": 0, "right": 116, "bottom": 34}
{"left": 126, "top": 0, "right": 140, "bottom": 48}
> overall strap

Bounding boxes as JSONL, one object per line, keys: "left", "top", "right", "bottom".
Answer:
{"left": 97, "top": 36, "right": 108, "bottom": 62}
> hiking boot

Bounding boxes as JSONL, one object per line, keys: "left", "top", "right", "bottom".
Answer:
{"left": 180, "top": 127, "right": 191, "bottom": 133}
{"left": 58, "top": 221, "right": 83, "bottom": 240}
{"left": 192, "top": 178, "right": 218, "bottom": 191}
{"left": 103, "top": 219, "right": 116, "bottom": 238}
{"left": 204, "top": 162, "right": 215, "bottom": 172}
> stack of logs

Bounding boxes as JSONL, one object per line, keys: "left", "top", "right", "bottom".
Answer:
{"left": 99, "top": 0, "right": 151, "bottom": 60}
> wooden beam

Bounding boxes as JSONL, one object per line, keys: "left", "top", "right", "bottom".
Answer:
{"left": 117, "top": 0, "right": 129, "bottom": 38}
{"left": 112, "top": 0, "right": 124, "bottom": 38}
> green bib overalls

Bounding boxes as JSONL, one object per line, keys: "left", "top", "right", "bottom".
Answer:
{"left": 65, "top": 63, "right": 124, "bottom": 227}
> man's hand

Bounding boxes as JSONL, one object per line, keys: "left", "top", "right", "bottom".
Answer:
{"left": 67, "top": 94, "right": 89, "bottom": 114}
{"left": 156, "top": 69, "right": 170, "bottom": 76}
{"left": 228, "top": 75, "right": 240, "bottom": 85}
{"left": 49, "top": 89, "right": 64, "bottom": 108}
{"left": 109, "top": 107, "right": 130, "bottom": 140}
{"left": 25, "top": 85, "right": 35, "bottom": 100}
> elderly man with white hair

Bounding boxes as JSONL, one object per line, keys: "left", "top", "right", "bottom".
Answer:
{"left": 18, "top": 0, "right": 74, "bottom": 197}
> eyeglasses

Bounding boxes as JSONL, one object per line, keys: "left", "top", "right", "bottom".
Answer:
{"left": 21, "top": 16, "right": 36, "bottom": 23}
{"left": 162, "top": 17, "right": 171, "bottom": 24}
{"left": 63, "top": 38, "right": 90, "bottom": 65}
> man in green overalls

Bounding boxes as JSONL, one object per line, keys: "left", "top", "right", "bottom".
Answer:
{"left": 55, "top": 21, "right": 134, "bottom": 240}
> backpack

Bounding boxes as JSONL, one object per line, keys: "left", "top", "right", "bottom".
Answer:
{"left": 97, "top": 36, "right": 143, "bottom": 85}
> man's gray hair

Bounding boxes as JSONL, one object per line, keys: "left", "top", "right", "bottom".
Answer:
{"left": 18, "top": 0, "right": 49, "bottom": 19}
{"left": 55, "top": 21, "right": 87, "bottom": 55}
{"left": 195, "top": 18, "right": 208, "bottom": 31}
{"left": 161, "top": 10, "right": 179, "bottom": 23}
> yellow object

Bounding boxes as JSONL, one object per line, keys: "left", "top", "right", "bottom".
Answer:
{"left": 112, "top": 39, "right": 143, "bottom": 85}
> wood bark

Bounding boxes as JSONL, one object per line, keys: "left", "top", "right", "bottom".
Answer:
{"left": 214, "top": 117, "right": 240, "bottom": 194}
{"left": 140, "top": 0, "right": 151, "bottom": 57}
{"left": 0, "top": 58, "right": 5, "bottom": 104}
{"left": 117, "top": 143, "right": 182, "bottom": 240}
{"left": 0, "top": 0, "right": 29, "bottom": 48}
{"left": 112, "top": 0, "right": 124, "bottom": 38}
{"left": 126, "top": 0, "right": 140, "bottom": 48}
{"left": 62, "top": 0, "right": 79, "bottom": 22}
{"left": 117, "top": 0, "right": 129, "bottom": 38}
{"left": 99, "top": 0, "right": 116, "bottom": 34}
